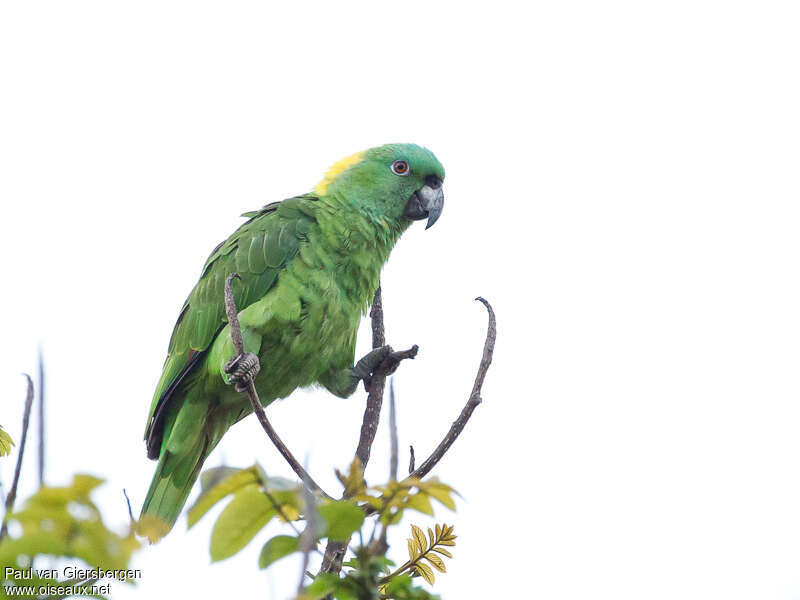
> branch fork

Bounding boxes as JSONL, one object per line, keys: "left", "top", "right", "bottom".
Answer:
{"left": 222, "top": 274, "right": 496, "bottom": 582}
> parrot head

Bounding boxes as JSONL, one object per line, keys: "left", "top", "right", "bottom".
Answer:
{"left": 314, "top": 143, "right": 445, "bottom": 229}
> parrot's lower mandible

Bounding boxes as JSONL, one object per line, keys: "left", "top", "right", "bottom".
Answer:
{"left": 139, "top": 144, "right": 445, "bottom": 540}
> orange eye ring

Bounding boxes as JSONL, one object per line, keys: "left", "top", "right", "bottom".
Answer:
{"left": 391, "top": 160, "right": 410, "bottom": 176}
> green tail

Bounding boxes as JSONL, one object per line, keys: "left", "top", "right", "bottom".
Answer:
{"left": 138, "top": 445, "right": 209, "bottom": 541}
{"left": 139, "top": 396, "right": 230, "bottom": 542}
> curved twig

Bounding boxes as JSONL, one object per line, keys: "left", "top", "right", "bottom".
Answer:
{"left": 404, "top": 297, "right": 495, "bottom": 481}
{"left": 224, "top": 273, "right": 333, "bottom": 501}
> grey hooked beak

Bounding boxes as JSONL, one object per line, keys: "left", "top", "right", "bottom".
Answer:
{"left": 403, "top": 175, "right": 444, "bottom": 229}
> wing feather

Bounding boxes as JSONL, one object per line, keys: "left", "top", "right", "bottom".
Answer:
{"left": 144, "top": 196, "right": 316, "bottom": 458}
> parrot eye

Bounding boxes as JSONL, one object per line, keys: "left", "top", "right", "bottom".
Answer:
{"left": 391, "top": 160, "right": 410, "bottom": 176}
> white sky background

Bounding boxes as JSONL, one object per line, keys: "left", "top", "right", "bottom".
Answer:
{"left": 1, "top": 1, "right": 799, "bottom": 598}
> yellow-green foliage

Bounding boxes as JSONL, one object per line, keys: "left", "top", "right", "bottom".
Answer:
{"left": 192, "top": 459, "right": 459, "bottom": 599}
{"left": 0, "top": 425, "right": 13, "bottom": 457}
{"left": 402, "top": 524, "right": 457, "bottom": 585}
{"left": 0, "top": 474, "right": 140, "bottom": 591}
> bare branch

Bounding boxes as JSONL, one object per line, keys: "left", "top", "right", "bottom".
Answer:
{"left": 37, "top": 348, "right": 45, "bottom": 487}
{"left": 321, "top": 287, "right": 389, "bottom": 575}
{"left": 352, "top": 289, "right": 418, "bottom": 468}
{"left": 370, "top": 285, "right": 385, "bottom": 349}
{"left": 388, "top": 379, "right": 398, "bottom": 481}
{"left": 224, "top": 274, "right": 333, "bottom": 501}
{"left": 404, "top": 297, "right": 495, "bottom": 481}
{"left": 408, "top": 445, "right": 415, "bottom": 474}
{"left": 353, "top": 287, "right": 387, "bottom": 468}
{"left": 1, "top": 375, "right": 35, "bottom": 541}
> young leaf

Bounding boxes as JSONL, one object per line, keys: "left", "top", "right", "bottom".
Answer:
{"left": 200, "top": 466, "right": 247, "bottom": 492}
{"left": 188, "top": 467, "right": 259, "bottom": 527}
{"left": 425, "top": 554, "right": 447, "bottom": 573}
{"left": 335, "top": 457, "right": 366, "bottom": 496}
{"left": 210, "top": 485, "right": 276, "bottom": 562}
{"left": 411, "top": 525, "right": 427, "bottom": 551}
{"left": 258, "top": 534, "right": 299, "bottom": 569}
{"left": 407, "top": 537, "right": 419, "bottom": 560}
{"left": 318, "top": 500, "right": 365, "bottom": 542}
{"left": 414, "top": 561, "right": 435, "bottom": 585}
{"left": 405, "top": 493, "right": 434, "bottom": 516}
{"left": 421, "top": 480, "right": 457, "bottom": 511}
{"left": 388, "top": 522, "right": 457, "bottom": 588}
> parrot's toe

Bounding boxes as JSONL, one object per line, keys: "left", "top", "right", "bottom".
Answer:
{"left": 381, "top": 345, "right": 420, "bottom": 379}
{"left": 353, "top": 344, "right": 419, "bottom": 393}
{"left": 225, "top": 352, "right": 261, "bottom": 392}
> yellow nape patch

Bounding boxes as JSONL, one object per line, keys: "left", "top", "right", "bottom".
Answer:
{"left": 314, "top": 150, "right": 367, "bottom": 195}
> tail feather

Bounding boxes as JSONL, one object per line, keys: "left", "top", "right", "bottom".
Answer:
{"left": 139, "top": 427, "right": 221, "bottom": 542}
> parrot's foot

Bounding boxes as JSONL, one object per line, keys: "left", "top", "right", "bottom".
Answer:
{"left": 225, "top": 352, "right": 261, "bottom": 392}
{"left": 353, "top": 344, "right": 419, "bottom": 392}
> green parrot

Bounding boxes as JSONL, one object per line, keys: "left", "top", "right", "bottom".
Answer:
{"left": 139, "top": 143, "right": 445, "bottom": 540}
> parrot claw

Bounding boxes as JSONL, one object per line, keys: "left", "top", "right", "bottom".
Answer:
{"left": 225, "top": 352, "right": 261, "bottom": 392}
{"left": 353, "top": 344, "right": 419, "bottom": 392}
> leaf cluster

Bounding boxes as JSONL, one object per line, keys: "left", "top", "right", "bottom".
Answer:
{"left": 305, "top": 547, "right": 440, "bottom": 600}
{"left": 0, "top": 474, "right": 140, "bottom": 597}
{"left": 187, "top": 463, "right": 368, "bottom": 565}
{"left": 398, "top": 524, "right": 456, "bottom": 585}
{"left": 191, "top": 459, "right": 458, "bottom": 598}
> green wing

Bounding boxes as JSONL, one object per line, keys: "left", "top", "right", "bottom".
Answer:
{"left": 144, "top": 196, "right": 317, "bottom": 458}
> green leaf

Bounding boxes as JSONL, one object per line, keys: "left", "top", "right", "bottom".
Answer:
{"left": 422, "top": 481, "right": 457, "bottom": 511}
{"left": 210, "top": 484, "right": 276, "bottom": 561}
{"left": 71, "top": 474, "right": 105, "bottom": 497}
{"left": 189, "top": 467, "right": 259, "bottom": 527}
{"left": 200, "top": 466, "right": 246, "bottom": 492}
{"left": 405, "top": 493, "right": 434, "bottom": 516}
{"left": 334, "top": 588, "right": 358, "bottom": 600}
{"left": 318, "top": 501, "right": 365, "bottom": 542}
{"left": 258, "top": 534, "right": 299, "bottom": 569}
{"left": 305, "top": 573, "right": 341, "bottom": 599}
{"left": 0, "top": 474, "right": 140, "bottom": 572}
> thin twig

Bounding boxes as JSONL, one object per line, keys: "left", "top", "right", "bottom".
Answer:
{"left": 408, "top": 445, "right": 415, "bottom": 474}
{"left": 37, "top": 348, "right": 45, "bottom": 487}
{"left": 122, "top": 489, "right": 135, "bottom": 523}
{"left": 224, "top": 274, "right": 332, "bottom": 501}
{"left": 404, "top": 297, "right": 495, "bottom": 481}
{"left": 368, "top": 378, "right": 400, "bottom": 557}
{"left": 296, "top": 470, "right": 319, "bottom": 598}
{"left": 263, "top": 487, "right": 302, "bottom": 537}
{"left": 388, "top": 379, "right": 398, "bottom": 481}
{"left": 1, "top": 375, "right": 35, "bottom": 541}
